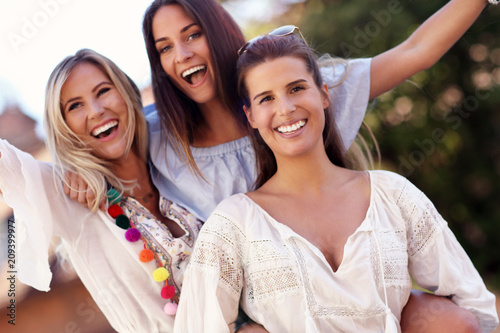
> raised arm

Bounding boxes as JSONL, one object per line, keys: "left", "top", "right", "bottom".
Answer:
{"left": 370, "top": 0, "right": 488, "bottom": 100}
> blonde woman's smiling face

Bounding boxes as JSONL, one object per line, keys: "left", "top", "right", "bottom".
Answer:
{"left": 60, "top": 62, "right": 130, "bottom": 161}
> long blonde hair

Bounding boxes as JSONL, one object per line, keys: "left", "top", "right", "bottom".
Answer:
{"left": 44, "top": 49, "right": 148, "bottom": 211}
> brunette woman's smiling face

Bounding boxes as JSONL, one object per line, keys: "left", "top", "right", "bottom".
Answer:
{"left": 244, "top": 56, "right": 330, "bottom": 160}
{"left": 152, "top": 4, "right": 218, "bottom": 105}
{"left": 60, "top": 62, "right": 130, "bottom": 161}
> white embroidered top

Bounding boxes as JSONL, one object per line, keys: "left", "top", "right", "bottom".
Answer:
{"left": 174, "top": 170, "right": 499, "bottom": 333}
{"left": 0, "top": 139, "right": 202, "bottom": 333}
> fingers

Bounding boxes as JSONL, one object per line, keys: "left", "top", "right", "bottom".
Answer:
{"left": 99, "top": 198, "right": 108, "bottom": 212}
{"left": 64, "top": 171, "right": 95, "bottom": 209}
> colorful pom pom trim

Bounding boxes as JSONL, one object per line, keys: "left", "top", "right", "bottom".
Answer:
{"left": 106, "top": 189, "right": 178, "bottom": 315}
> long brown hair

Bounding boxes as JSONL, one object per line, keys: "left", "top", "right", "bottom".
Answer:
{"left": 142, "top": 0, "right": 246, "bottom": 177}
{"left": 237, "top": 35, "right": 349, "bottom": 189}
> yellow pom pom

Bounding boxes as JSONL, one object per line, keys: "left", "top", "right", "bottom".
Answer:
{"left": 153, "top": 267, "right": 170, "bottom": 282}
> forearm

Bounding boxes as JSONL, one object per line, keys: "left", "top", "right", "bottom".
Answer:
{"left": 370, "top": 0, "right": 488, "bottom": 99}
{"left": 402, "top": 0, "right": 486, "bottom": 70}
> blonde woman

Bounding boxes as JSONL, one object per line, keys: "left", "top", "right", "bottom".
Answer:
{"left": 0, "top": 49, "right": 202, "bottom": 332}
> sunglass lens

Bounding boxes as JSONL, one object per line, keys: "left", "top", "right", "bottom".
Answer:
{"left": 270, "top": 25, "right": 296, "bottom": 37}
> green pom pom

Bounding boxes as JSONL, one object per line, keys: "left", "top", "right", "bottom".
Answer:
{"left": 106, "top": 188, "right": 121, "bottom": 205}
{"left": 115, "top": 215, "right": 130, "bottom": 229}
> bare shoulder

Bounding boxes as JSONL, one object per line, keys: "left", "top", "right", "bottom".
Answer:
{"left": 339, "top": 169, "right": 371, "bottom": 196}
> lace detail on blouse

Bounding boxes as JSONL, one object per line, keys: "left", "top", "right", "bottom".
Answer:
{"left": 371, "top": 228, "right": 409, "bottom": 288}
{"left": 396, "top": 180, "right": 444, "bottom": 257}
{"left": 191, "top": 213, "right": 244, "bottom": 298}
{"left": 289, "top": 238, "right": 387, "bottom": 319}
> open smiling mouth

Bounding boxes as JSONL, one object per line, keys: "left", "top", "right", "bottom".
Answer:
{"left": 276, "top": 120, "right": 306, "bottom": 134}
{"left": 182, "top": 65, "right": 207, "bottom": 85}
{"left": 91, "top": 120, "right": 118, "bottom": 139}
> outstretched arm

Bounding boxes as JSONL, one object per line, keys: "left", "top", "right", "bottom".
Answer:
{"left": 370, "top": 0, "right": 488, "bottom": 100}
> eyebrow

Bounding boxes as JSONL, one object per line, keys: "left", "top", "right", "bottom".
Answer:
{"left": 252, "top": 79, "right": 307, "bottom": 102}
{"left": 154, "top": 23, "right": 198, "bottom": 44}
{"left": 62, "top": 81, "right": 111, "bottom": 111}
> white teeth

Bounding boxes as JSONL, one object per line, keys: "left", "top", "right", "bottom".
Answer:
{"left": 277, "top": 120, "right": 306, "bottom": 134}
{"left": 182, "top": 65, "right": 206, "bottom": 78}
{"left": 92, "top": 120, "right": 118, "bottom": 136}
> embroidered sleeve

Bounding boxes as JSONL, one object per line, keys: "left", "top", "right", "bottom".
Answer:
{"left": 395, "top": 179, "right": 445, "bottom": 258}
{"left": 190, "top": 212, "right": 244, "bottom": 298}
{"left": 396, "top": 177, "right": 498, "bottom": 332}
{"left": 174, "top": 211, "right": 245, "bottom": 333}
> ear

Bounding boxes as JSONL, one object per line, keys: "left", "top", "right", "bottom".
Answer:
{"left": 243, "top": 105, "right": 257, "bottom": 129}
{"left": 321, "top": 82, "right": 330, "bottom": 109}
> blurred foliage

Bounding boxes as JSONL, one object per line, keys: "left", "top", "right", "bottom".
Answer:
{"left": 248, "top": 0, "right": 500, "bottom": 286}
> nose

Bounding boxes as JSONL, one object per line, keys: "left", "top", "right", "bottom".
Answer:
{"left": 277, "top": 96, "right": 296, "bottom": 117}
{"left": 175, "top": 44, "right": 193, "bottom": 63}
{"left": 88, "top": 100, "right": 105, "bottom": 119}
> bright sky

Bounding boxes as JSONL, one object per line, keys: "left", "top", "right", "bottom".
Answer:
{"left": 0, "top": 0, "right": 283, "bottom": 135}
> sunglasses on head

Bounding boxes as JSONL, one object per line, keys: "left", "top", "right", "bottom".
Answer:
{"left": 237, "top": 25, "right": 307, "bottom": 56}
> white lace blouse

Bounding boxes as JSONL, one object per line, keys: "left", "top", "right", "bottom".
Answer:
{"left": 0, "top": 139, "right": 203, "bottom": 333}
{"left": 174, "top": 170, "right": 499, "bottom": 333}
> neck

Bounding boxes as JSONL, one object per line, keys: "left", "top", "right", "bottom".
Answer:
{"left": 194, "top": 97, "right": 248, "bottom": 147}
{"left": 271, "top": 150, "right": 346, "bottom": 196}
{"left": 111, "top": 148, "right": 155, "bottom": 202}
{"left": 111, "top": 147, "right": 148, "bottom": 182}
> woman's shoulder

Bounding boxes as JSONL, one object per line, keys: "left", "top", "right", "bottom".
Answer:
{"left": 368, "top": 169, "right": 425, "bottom": 206}
{"left": 319, "top": 56, "right": 372, "bottom": 86}
{"left": 211, "top": 193, "right": 255, "bottom": 220}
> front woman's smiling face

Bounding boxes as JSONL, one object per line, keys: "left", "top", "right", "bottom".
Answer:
{"left": 244, "top": 56, "right": 329, "bottom": 160}
{"left": 60, "top": 62, "right": 130, "bottom": 161}
{"left": 152, "top": 4, "right": 218, "bottom": 105}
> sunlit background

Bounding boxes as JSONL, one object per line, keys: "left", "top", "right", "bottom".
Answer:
{"left": 1, "top": 0, "right": 499, "bottom": 332}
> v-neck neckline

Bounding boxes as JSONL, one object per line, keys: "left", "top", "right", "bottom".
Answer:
{"left": 240, "top": 170, "right": 374, "bottom": 274}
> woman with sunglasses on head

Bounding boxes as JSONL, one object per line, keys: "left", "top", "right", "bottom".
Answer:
{"left": 173, "top": 32, "right": 499, "bottom": 333}
{"left": 139, "top": 0, "right": 493, "bottom": 224}
{"left": 65, "top": 0, "right": 495, "bottom": 330}
{"left": 0, "top": 49, "right": 205, "bottom": 332}
{"left": 139, "top": 1, "right": 495, "bottom": 330}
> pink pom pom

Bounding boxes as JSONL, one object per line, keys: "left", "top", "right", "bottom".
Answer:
{"left": 161, "top": 285, "right": 176, "bottom": 299}
{"left": 125, "top": 228, "right": 141, "bottom": 242}
{"left": 163, "top": 302, "right": 178, "bottom": 315}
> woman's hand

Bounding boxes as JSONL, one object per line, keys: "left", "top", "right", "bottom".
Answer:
{"left": 235, "top": 323, "right": 269, "bottom": 333}
{"left": 64, "top": 171, "right": 105, "bottom": 211}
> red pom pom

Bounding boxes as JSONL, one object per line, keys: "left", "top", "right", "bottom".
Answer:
{"left": 161, "top": 285, "right": 176, "bottom": 299}
{"left": 108, "top": 204, "right": 123, "bottom": 218}
{"left": 125, "top": 228, "right": 141, "bottom": 242}
{"left": 139, "top": 249, "right": 154, "bottom": 262}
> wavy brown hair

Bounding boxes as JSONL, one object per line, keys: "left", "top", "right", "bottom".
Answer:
{"left": 237, "top": 34, "right": 350, "bottom": 189}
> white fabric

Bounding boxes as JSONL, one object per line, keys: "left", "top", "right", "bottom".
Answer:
{"left": 146, "top": 58, "right": 372, "bottom": 222}
{"left": 174, "top": 170, "right": 499, "bottom": 333}
{"left": 0, "top": 139, "right": 202, "bottom": 333}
